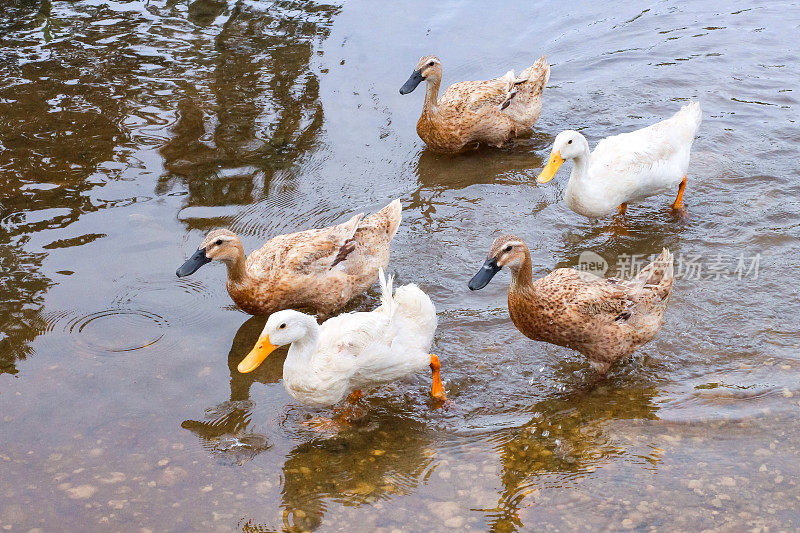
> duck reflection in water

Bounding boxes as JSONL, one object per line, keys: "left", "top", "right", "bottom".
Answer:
{"left": 184, "top": 0, "right": 227, "bottom": 27}
{"left": 413, "top": 131, "right": 552, "bottom": 190}
{"left": 181, "top": 316, "right": 283, "bottom": 465}
{"left": 407, "top": 135, "right": 551, "bottom": 230}
{"left": 241, "top": 409, "right": 434, "bottom": 532}
{"left": 551, "top": 209, "right": 684, "bottom": 274}
{"left": 485, "top": 380, "right": 661, "bottom": 531}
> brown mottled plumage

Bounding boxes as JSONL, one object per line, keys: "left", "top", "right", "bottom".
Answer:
{"left": 470, "top": 235, "right": 674, "bottom": 374}
{"left": 400, "top": 55, "right": 550, "bottom": 152}
{"left": 180, "top": 199, "right": 402, "bottom": 319}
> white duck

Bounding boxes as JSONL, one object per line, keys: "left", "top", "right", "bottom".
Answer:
{"left": 236, "top": 269, "right": 445, "bottom": 407}
{"left": 537, "top": 101, "right": 702, "bottom": 218}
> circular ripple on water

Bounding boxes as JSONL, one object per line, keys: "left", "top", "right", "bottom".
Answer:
{"left": 64, "top": 308, "right": 168, "bottom": 355}
{"left": 114, "top": 275, "right": 225, "bottom": 330}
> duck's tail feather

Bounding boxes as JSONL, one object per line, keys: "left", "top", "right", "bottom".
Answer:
{"left": 352, "top": 199, "right": 402, "bottom": 264}
{"left": 517, "top": 55, "right": 550, "bottom": 92}
{"left": 392, "top": 283, "right": 437, "bottom": 337}
{"left": 377, "top": 270, "right": 436, "bottom": 345}
{"left": 361, "top": 198, "right": 402, "bottom": 241}
{"left": 631, "top": 248, "right": 674, "bottom": 302}
{"left": 681, "top": 100, "right": 702, "bottom": 126}
{"left": 672, "top": 100, "right": 702, "bottom": 143}
{"left": 623, "top": 249, "right": 674, "bottom": 334}
{"left": 501, "top": 55, "right": 549, "bottom": 126}
{"left": 378, "top": 267, "right": 396, "bottom": 317}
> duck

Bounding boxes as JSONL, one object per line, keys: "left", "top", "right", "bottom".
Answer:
{"left": 537, "top": 101, "right": 702, "bottom": 218}
{"left": 468, "top": 235, "right": 674, "bottom": 375}
{"left": 399, "top": 55, "right": 550, "bottom": 152}
{"left": 176, "top": 199, "right": 402, "bottom": 319}
{"left": 236, "top": 269, "right": 446, "bottom": 407}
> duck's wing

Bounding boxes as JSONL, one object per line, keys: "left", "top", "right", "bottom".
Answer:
{"left": 317, "top": 311, "right": 393, "bottom": 362}
{"left": 246, "top": 213, "right": 364, "bottom": 277}
{"left": 439, "top": 74, "right": 515, "bottom": 114}
{"left": 589, "top": 101, "right": 702, "bottom": 179}
{"left": 547, "top": 249, "right": 674, "bottom": 324}
{"left": 540, "top": 268, "right": 634, "bottom": 322}
{"left": 319, "top": 298, "right": 431, "bottom": 383}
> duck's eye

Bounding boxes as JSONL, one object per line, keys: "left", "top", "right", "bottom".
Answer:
{"left": 428, "top": 61, "right": 434, "bottom": 66}
{"left": 505, "top": 245, "right": 513, "bottom": 252}
{"left": 279, "top": 323, "right": 286, "bottom": 329}
{"left": 567, "top": 139, "right": 573, "bottom": 145}
{"left": 215, "top": 239, "right": 223, "bottom": 246}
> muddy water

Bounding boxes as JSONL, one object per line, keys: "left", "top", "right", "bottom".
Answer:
{"left": 1, "top": 0, "right": 799, "bottom": 531}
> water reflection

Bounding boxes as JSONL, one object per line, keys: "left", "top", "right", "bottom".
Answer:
{"left": 414, "top": 134, "right": 549, "bottom": 191}
{"left": 416, "top": 148, "right": 532, "bottom": 190}
{"left": 487, "top": 383, "right": 660, "bottom": 531}
{"left": 552, "top": 210, "right": 686, "bottom": 271}
{"left": 247, "top": 411, "right": 434, "bottom": 532}
{"left": 185, "top": 0, "right": 229, "bottom": 27}
{"left": 0, "top": 245, "right": 50, "bottom": 374}
{"left": 0, "top": 0, "right": 339, "bottom": 374}
{"left": 158, "top": 0, "right": 340, "bottom": 232}
{"left": 0, "top": 0, "right": 128, "bottom": 373}
{"left": 181, "top": 316, "right": 281, "bottom": 465}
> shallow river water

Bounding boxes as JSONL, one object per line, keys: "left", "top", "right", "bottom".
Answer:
{"left": 1, "top": 0, "right": 800, "bottom": 531}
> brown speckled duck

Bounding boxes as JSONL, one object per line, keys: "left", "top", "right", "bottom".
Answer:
{"left": 176, "top": 199, "right": 402, "bottom": 319}
{"left": 468, "top": 235, "right": 674, "bottom": 375}
{"left": 399, "top": 55, "right": 550, "bottom": 152}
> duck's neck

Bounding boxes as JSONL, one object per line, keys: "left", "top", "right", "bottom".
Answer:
{"left": 283, "top": 323, "right": 322, "bottom": 374}
{"left": 566, "top": 149, "right": 591, "bottom": 187}
{"left": 509, "top": 253, "right": 534, "bottom": 292}
{"left": 564, "top": 147, "right": 593, "bottom": 201}
{"left": 224, "top": 243, "right": 248, "bottom": 285}
{"left": 423, "top": 77, "right": 441, "bottom": 114}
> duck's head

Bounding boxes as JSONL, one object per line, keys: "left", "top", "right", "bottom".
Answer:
{"left": 537, "top": 130, "right": 589, "bottom": 184}
{"left": 175, "top": 229, "right": 243, "bottom": 277}
{"left": 399, "top": 55, "right": 442, "bottom": 94}
{"left": 468, "top": 235, "right": 529, "bottom": 290}
{"left": 237, "top": 310, "right": 316, "bottom": 373}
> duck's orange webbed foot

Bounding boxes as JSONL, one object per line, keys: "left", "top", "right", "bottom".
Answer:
{"left": 670, "top": 175, "right": 689, "bottom": 219}
{"left": 429, "top": 354, "right": 453, "bottom": 409}
{"left": 330, "top": 389, "right": 365, "bottom": 422}
{"left": 345, "top": 389, "right": 363, "bottom": 404}
{"left": 610, "top": 204, "right": 630, "bottom": 236}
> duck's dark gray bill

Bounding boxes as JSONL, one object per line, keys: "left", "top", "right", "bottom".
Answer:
{"left": 468, "top": 258, "right": 501, "bottom": 291}
{"left": 399, "top": 69, "right": 424, "bottom": 95}
{"left": 176, "top": 247, "right": 211, "bottom": 277}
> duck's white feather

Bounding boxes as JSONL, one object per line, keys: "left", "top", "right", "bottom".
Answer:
{"left": 565, "top": 101, "right": 702, "bottom": 217}
{"left": 281, "top": 268, "right": 437, "bottom": 407}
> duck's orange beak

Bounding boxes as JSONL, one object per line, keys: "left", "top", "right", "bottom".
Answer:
{"left": 237, "top": 334, "right": 278, "bottom": 373}
{"left": 537, "top": 150, "right": 564, "bottom": 184}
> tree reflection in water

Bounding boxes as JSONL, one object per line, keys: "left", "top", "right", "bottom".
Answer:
{"left": 0, "top": 0, "right": 339, "bottom": 375}
{"left": 0, "top": 0, "right": 128, "bottom": 374}
{"left": 158, "top": 0, "right": 339, "bottom": 231}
